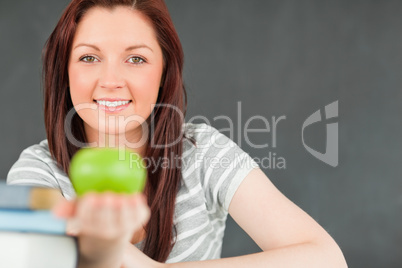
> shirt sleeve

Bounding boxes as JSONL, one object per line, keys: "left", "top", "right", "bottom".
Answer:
{"left": 7, "top": 144, "right": 63, "bottom": 190}
{"left": 195, "top": 124, "right": 260, "bottom": 212}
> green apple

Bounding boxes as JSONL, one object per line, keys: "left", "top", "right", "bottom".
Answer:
{"left": 69, "top": 148, "right": 147, "bottom": 196}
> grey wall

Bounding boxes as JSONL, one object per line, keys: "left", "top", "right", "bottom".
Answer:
{"left": 1, "top": 1, "right": 401, "bottom": 267}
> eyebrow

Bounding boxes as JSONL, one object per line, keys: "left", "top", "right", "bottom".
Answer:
{"left": 73, "top": 43, "right": 154, "bottom": 52}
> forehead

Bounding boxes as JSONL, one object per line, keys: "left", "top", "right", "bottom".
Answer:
{"left": 73, "top": 6, "right": 158, "bottom": 47}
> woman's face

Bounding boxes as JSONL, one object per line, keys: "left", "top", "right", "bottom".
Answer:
{"left": 68, "top": 6, "right": 163, "bottom": 147}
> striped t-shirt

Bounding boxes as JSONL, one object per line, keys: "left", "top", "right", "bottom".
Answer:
{"left": 7, "top": 122, "right": 259, "bottom": 262}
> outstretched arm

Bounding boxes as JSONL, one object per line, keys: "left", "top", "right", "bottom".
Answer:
{"left": 122, "top": 168, "right": 347, "bottom": 268}
{"left": 53, "top": 192, "right": 150, "bottom": 268}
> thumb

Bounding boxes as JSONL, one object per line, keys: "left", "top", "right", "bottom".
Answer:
{"left": 52, "top": 198, "right": 77, "bottom": 219}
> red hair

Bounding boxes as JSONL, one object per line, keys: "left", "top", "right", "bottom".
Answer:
{"left": 43, "top": 0, "right": 193, "bottom": 262}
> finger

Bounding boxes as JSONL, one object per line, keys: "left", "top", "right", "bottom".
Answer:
{"left": 76, "top": 193, "right": 99, "bottom": 235}
{"left": 128, "top": 194, "right": 150, "bottom": 229}
{"left": 83, "top": 192, "right": 125, "bottom": 240}
{"left": 95, "top": 192, "right": 117, "bottom": 238}
{"left": 66, "top": 218, "right": 81, "bottom": 236}
{"left": 136, "top": 194, "right": 150, "bottom": 224}
{"left": 136, "top": 199, "right": 151, "bottom": 226}
{"left": 115, "top": 195, "right": 134, "bottom": 241}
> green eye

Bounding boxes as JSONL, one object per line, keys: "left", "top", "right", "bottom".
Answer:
{"left": 128, "top": 57, "right": 145, "bottom": 64}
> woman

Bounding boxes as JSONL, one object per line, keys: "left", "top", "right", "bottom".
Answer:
{"left": 7, "top": 0, "right": 348, "bottom": 267}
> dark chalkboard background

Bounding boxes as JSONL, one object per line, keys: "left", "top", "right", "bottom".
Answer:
{"left": 1, "top": 1, "right": 401, "bottom": 267}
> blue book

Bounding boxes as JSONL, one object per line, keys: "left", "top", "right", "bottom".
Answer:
{"left": 0, "top": 184, "right": 76, "bottom": 267}
{"left": 0, "top": 182, "right": 63, "bottom": 210}
{"left": 0, "top": 209, "right": 67, "bottom": 235}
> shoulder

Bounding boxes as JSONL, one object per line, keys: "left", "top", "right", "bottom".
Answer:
{"left": 182, "top": 122, "right": 254, "bottom": 165}
{"left": 7, "top": 140, "right": 53, "bottom": 168}
{"left": 182, "top": 122, "right": 235, "bottom": 150}
{"left": 7, "top": 140, "right": 75, "bottom": 199}
{"left": 20, "top": 139, "right": 52, "bottom": 158}
{"left": 180, "top": 122, "right": 259, "bottom": 210}
{"left": 182, "top": 122, "right": 213, "bottom": 141}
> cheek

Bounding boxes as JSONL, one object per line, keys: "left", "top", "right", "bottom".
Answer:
{"left": 68, "top": 66, "right": 97, "bottom": 104}
{"left": 129, "top": 68, "right": 162, "bottom": 102}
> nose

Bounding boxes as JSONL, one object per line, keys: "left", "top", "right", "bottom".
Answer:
{"left": 99, "top": 63, "right": 125, "bottom": 89}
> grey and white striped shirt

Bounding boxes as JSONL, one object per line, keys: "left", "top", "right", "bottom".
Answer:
{"left": 7, "top": 122, "right": 259, "bottom": 262}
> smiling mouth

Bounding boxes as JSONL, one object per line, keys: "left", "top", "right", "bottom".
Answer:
{"left": 94, "top": 99, "right": 132, "bottom": 108}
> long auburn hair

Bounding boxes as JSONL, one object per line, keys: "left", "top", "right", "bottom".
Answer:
{"left": 43, "top": 0, "right": 192, "bottom": 262}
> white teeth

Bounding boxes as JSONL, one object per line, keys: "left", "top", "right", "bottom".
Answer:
{"left": 96, "top": 100, "right": 130, "bottom": 107}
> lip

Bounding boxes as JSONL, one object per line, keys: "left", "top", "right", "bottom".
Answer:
{"left": 94, "top": 98, "right": 131, "bottom": 102}
{"left": 94, "top": 98, "right": 132, "bottom": 113}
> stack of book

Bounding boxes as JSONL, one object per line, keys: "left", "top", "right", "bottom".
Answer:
{"left": 0, "top": 182, "right": 78, "bottom": 268}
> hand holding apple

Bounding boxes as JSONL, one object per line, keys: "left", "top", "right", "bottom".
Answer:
{"left": 69, "top": 148, "right": 147, "bottom": 196}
